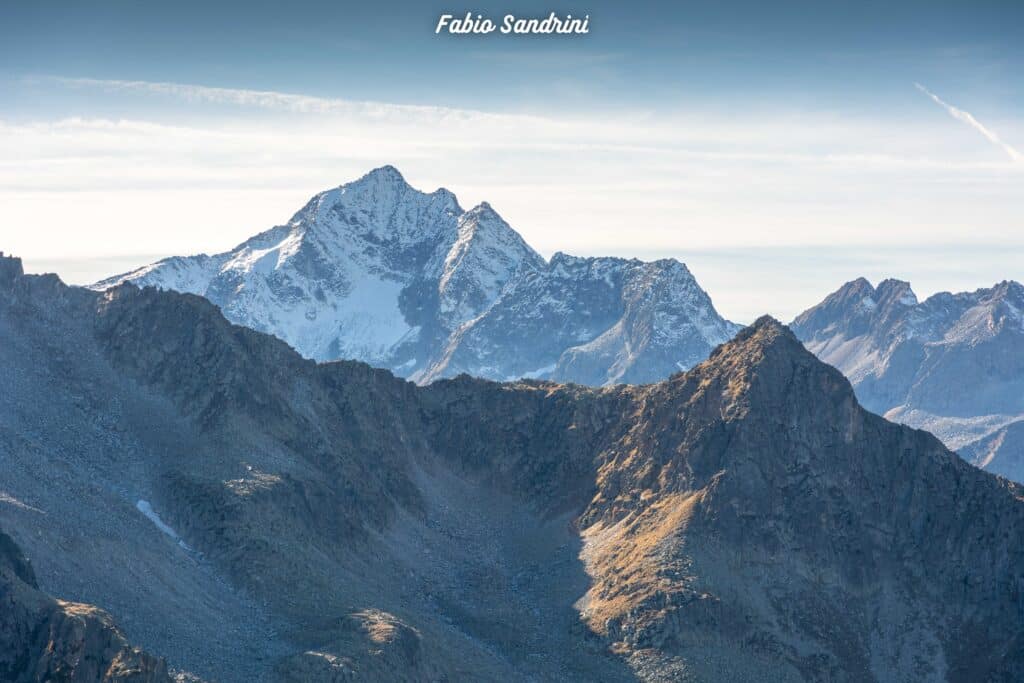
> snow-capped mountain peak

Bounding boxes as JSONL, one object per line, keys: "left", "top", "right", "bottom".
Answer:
{"left": 438, "top": 202, "right": 544, "bottom": 325}
{"left": 93, "top": 167, "right": 737, "bottom": 385}
{"left": 294, "top": 166, "right": 461, "bottom": 248}
{"left": 875, "top": 278, "right": 918, "bottom": 306}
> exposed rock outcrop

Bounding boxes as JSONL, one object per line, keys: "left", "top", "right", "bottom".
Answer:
{"left": 0, "top": 529, "right": 172, "bottom": 683}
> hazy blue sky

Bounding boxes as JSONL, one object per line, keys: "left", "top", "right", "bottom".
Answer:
{"left": 1, "top": 0, "right": 1021, "bottom": 321}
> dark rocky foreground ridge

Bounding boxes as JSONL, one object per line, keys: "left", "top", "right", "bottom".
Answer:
{"left": 1, "top": 253, "right": 1023, "bottom": 681}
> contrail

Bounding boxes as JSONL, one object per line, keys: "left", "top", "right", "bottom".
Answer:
{"left": 915, "top": 83, "right": 1021, "bottom": 162}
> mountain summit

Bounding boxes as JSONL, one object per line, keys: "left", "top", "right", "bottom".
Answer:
{"left": 793, "top": 277, "right": 1024, "bottom": 482}
{"left": 93, "top": 167, "right": 738, "bottom": 385}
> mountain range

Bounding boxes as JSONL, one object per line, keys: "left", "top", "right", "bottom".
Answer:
{"left": 92, "top": 167, "right": 1024, "bottom": 487}
{"left": 94, "top": 166, "right": 739, "bottom": 386}
{"left": 792, "top": 277, "right": 1024, "bottom": 483}
{"left": 2, "top": 253, "right": 1023, "bottom": 681}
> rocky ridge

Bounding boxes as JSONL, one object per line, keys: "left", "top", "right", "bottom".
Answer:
{"left": 792, "top": 277, "right": 1024, "bottom": 482}
{"left": 3, "top": 254, "right": 1022, "bottom": 681}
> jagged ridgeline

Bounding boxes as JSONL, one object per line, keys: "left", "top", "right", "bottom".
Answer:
{"left": 793, "top": 277, "right": 1024, "bottom": 483}
{"left": 92, "top": 166, "right": 740, "bottom": 386}
{"left": 90, "top": 167, "right": 1024, "bottom": 488}
{"left": 2, "top": 253, "right": 1022, "bottom": 682}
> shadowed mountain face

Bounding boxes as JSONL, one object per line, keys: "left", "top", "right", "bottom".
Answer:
{"left": 92, "top": 166, "right": 739, "bottom": 386}
{"left": 2, "top": 253, "right": 1023, "bottom": 681}
{"left": 792, "top": 278, "right": 1024, "bottom": 483}
{"left": 0, "top": 529, "right": 171, "bottom": 682}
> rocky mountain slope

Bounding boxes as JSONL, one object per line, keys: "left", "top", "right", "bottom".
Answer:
{"left": 792, "top": 278, "right": 1024, "bottom": 482}
{"left": 93, "top": 166, "right": 738, "bottom": 385}
{"left": 3, "top": 252, "right": 1023, "bottom": 681}
{"left": 0, "top": 528, "right": 172, "bottom": 682}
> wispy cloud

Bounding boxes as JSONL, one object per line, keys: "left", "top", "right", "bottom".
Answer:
{"left": 915, "top": 83, "right": 1022, "bottom": 162}
{"left": 3, "top": 78, "right": 1023, "bottom": 321}
{"left": 3, "top": 77, "right": 1022, "bottom": 284}
{"left": 41, "top": 76, "right": 1024, "bottom": 166}
{"left": 49, "top": 76, "right": 549, "bottom": 127}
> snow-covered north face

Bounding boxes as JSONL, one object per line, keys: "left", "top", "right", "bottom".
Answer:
{"left": 791, "top": 277, "right": 1024, "bottom": 482}
{"left": 94, "top": 166, "right": 738, "bottom": 385}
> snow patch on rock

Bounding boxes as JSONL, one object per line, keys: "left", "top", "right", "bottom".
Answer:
{"left": 136, "top": 500, "right": 191, "bottom": 550}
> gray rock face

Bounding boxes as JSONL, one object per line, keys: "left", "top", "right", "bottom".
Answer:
{"left": 792, "top": 278, "right": 1024, "bottom": 482}
{"left": 961, "top": 420, "right": 1024, "bottom": 484}
{"left": 92, "top": 166, "right": 738, "bottom": 385}
{"left": 428, "top": 252, "right": 737, "bottom": 385}
{"left": 3, "top": 258, "right": 1023, "bottom": 681}
{"left": 0, "top": 529, "right": 172, "bottom": 683}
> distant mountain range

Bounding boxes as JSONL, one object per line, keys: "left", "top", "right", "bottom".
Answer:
{"left": 94, "top": 166, "right": 739, "bottom": 385}
{"left": 3, "top": 254, "right": 1023, "bottom": 681}
{"left": 91, "top": 166, "right": 1023, "bottom": 485}
{"left": 792, "top": 278, "right": 1024, "bottom": 482}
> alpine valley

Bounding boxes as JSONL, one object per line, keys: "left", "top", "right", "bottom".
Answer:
{"left": 93, "top": 166, "right": 740, "bottom": 386}
{"left": 2, "top": 253, "right": 1023, "bottom": 682}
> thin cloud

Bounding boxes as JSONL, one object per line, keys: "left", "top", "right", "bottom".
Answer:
{"left": 41, "top": 76, "right": 1024, "bottom": 170}
{"left": 48, "top": 76, "right": 550, "bottom": 127}
{"left": 915, "top": 83, "right": 1022, "bottom": 162}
